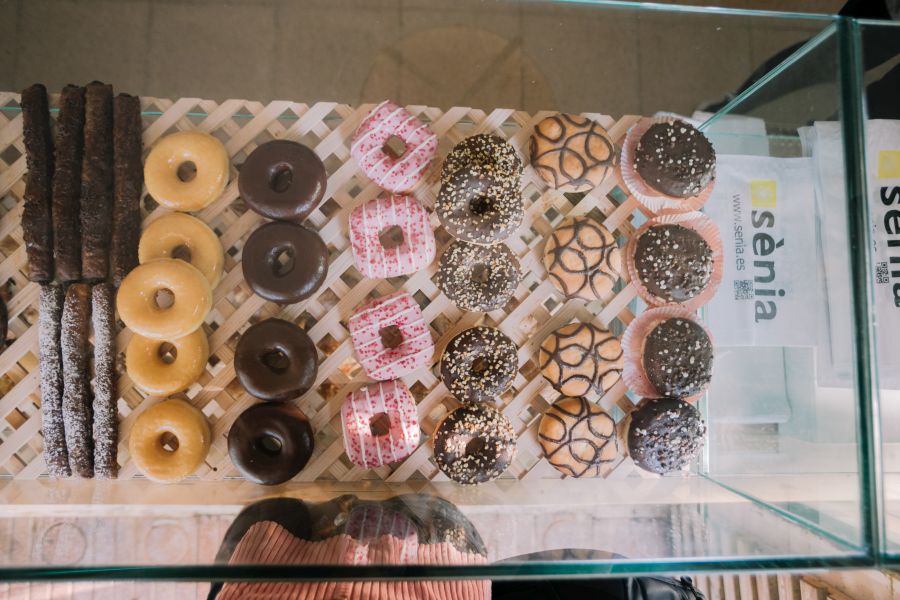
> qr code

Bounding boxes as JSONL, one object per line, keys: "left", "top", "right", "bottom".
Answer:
{"left": 877, "top": 261, "right": 890, "bottom": 284}
{"left": 733, "top": 279, "right": 754, "bottom": 300}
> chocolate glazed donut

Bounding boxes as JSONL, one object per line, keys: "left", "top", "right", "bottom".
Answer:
{"left": 242, "top": 221, "right": 328, "bottom": 304}
{"left": 235, "top": 318, "right": 318, "bottom": 401}
{"left": 239, "top": 140, "right": 327, "bottom": 221}
{"left": 228, "top": 403, "right": 315, "bottom": 485}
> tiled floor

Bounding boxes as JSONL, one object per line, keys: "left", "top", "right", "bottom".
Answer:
{"left": 0, "top": 0, "right": 844, "bottom": 115}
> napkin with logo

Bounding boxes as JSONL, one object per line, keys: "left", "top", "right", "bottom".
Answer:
{"left": 808, "top": 119, "right": 900, "bottom": 389}
{"left": 704, "top": 155, "right": 818, "bottom": 347}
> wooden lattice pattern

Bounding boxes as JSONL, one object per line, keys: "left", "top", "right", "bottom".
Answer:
{"left": 0, "top": 93, "right": 660, "bottom": 484}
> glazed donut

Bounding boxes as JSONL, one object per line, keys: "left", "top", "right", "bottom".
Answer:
{"left": 440, "top": 134, "right": 522, "bottom": 186}
{"left": 129, "top": 398, "right": 211, "bottom": 483}
{"left": 144, "top": 131, "right": 230, "bottom": 212}
{"left": 241, "top": 221, "right": 328, "bottom": 304}
{"left": 351, "top": 100, "right": 437, "bottom": 193}
{"left": 349, "top": 194, "right": 436, "bottom": 279}
{"left": 341, "top": 380, "right": 419, "bottom": 469}
{"left": 138, "top": 212, "right": 224, "bottom": 287}
{"left": 433, "top": 403, "right": 516, "bottom": 485}
{"left": 228, "top": 402, "right": 315, "bottom": 485}
{"left": 436, "top": 166, "right": 524, "bottom": 245}
{"left": 437, "top": 241, "right": 521, "bottom": 312}
{"left": 239, "top": 140, "right": 327, "bottom": 221}
{"left": 348, "top": 291, "right": 434, "bottom": 381}
{"left": 440, "top": 326, "right": 518, "bottom": 404}
{"left": 126, "top": 329, "right": 209, "bottom": 396}
{"left": 235, "top": 318, "right": 318, "bottom": 402}
{"left": 117, "top": 259, "right": 212, "bottom": 339}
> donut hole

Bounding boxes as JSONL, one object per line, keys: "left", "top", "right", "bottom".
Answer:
{"left": 464, "top": 437, "right": 486, "bottom": 457}
{"left": 468, "top": 195, "right": 494, "bottom": 216}
{"left": 262, "top": 349, "right": 290, "bottom": 375}
{"left": 269, "top": 246, "right": 295, "bottom": 277}
{"left": 369, "top": 412, "right": 392, "bottom": 437}
{"left": 171, "top": 244, "right": 193, "bottom": 263}
{"left": 159, "top": 431, "right": 180, "bottom": 453}
{"left": 470, "top": 264, "right": 491, "bottom": 285}
{"left": 379, "top": 325, "right": 404, "bottom": 349}
{"left": 471, "top": 357, "right": 488, "bottom": 375}
{"left": 382, "top": 135, "right": 407, "bottom": 160}
{"left": 154, "top": 288, "right": 175, "bottom": 310}
{"left": 379, "top": 225, "right": 405, "bottom": 250}
{"left": 176, "top": 161, "right": 198, "bottom": 183}
{"left": 269, "top": 164, "right": 294, "bottom": 193}
{"left": 157, "top": 342, "right": 178, "bottom": 365}
{"left": 254, "top": 435, "right": 282, "bottom": 457}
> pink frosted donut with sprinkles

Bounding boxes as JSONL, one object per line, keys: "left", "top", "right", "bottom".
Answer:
{"left": 341, "top": 379, "right": 420, "bottom": 470}
{"left": 348, "top": 291, "right": 434, "bottom": 381}
{"left": 351, "top": 101, "right": 438, "bottom": 193}
{"left": 349, "top": 194, "right": 436, "bottom": 279}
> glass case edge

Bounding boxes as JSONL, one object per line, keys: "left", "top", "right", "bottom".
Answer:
{"left": 837, "top": 15, "right": 883, "bottom": 566}
{"left": 544, "top": 0, "right": 836, "bottom": 21}
{"left": 0, "top": 557, "right": 874, "bottom": 583}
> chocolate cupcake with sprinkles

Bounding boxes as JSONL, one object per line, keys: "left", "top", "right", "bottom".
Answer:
{"left": 621, "top": 117, "right": 717, "bottom": 214}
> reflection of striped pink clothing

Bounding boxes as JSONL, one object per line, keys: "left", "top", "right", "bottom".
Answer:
{"left": 217, "top": 521, "right": 491, "bottom": 600}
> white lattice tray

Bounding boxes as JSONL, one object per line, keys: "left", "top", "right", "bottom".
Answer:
{"left": 0, "top": 94, "right": 657, "bottom": 485}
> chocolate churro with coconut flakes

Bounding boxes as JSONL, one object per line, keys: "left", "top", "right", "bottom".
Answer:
{"left": 62, "top": 283, "right": 93, "bottom": 477}
{"left": 92, "top": 283, "right": 118, "bottom": 478}
{"left": 39, "top": 284, "right": 70, "bottom": 478}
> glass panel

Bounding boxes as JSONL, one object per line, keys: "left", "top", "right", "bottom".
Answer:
{"left": 854, "top": 18, "right": 900, "bottom": 562}
{"left": 0, "top": 0, "right": 875, "bottom": 582}
{"left": 700, "top": 23, "right": 871, "bottom": 550}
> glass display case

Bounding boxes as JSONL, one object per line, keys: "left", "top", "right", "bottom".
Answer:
{"left": 855, "top": 17, "right": 900, "bottom": 564}
{"left": 0, "top": 0, "right": 887, "bottom": 582}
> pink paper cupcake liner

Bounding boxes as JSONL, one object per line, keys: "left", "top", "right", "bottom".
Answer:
{"left": 624, "top": 211, "right": 724, "bottom": 312}
{"left": 622, "top": 306, "right": 713, "bottom": 401}
{"left": 620, "top": 116, "right": 715, "bottom": 214}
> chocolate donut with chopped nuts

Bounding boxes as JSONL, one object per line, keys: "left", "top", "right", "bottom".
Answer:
{"left": 433, "top": 403, "right": 516, "bottom": 485}
{"left": 436, "top": 166, "right": 524, "bottom": 245}
{"left": 440, "top": 134, "right": 522, "bottom": 186}
{"left": 437, "top": 240, "right": 521, "bottom": 312}
{"left": 440, "top": 326, "right": 518, "bottom": 404}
